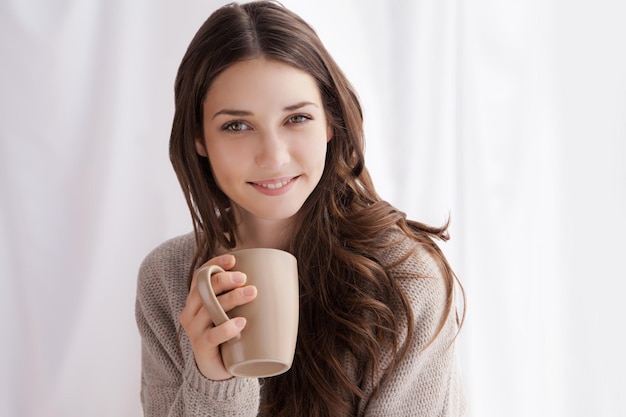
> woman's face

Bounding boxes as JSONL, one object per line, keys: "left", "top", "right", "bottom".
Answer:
{"left": 196, "top": 58, "right": 332, "bottom": 223}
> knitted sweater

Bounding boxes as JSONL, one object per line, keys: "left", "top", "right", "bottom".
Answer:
{"left": 135, "top": 229, "right": 466, "bottom": 416}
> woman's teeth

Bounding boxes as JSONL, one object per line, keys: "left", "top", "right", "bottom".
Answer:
{"left": 258, "top": 178, "right": 292, "bottom": 189}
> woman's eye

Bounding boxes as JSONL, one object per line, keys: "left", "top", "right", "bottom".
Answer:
{"left": 222, "top": 121, "right": 250, "bottom": 132}
{"left": 287, "top": 114, "right": 311, "bottom": 124}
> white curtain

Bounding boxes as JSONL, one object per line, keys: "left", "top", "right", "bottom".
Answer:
{"left": 1, "top": 1, "right": 624, "bottom": 416}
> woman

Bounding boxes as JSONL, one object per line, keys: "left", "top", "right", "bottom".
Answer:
{"left": 136, "top": 1, "right": 466, "bottom": 416}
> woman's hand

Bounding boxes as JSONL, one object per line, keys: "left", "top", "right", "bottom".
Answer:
{"left": 179, "top": 254, "right": 257, "bottom": 381}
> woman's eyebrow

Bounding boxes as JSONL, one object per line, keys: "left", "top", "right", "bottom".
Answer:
{"left": 212, "top": 109, "right": 252, "bottom": 119}
{"left": 283, "top": 101, "right": 318, "bottom": 111}
{"left": 212, "top": 101, "right": 319, "bottom": 119}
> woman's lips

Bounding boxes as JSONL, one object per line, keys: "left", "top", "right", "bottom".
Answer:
{"left": 249, "top": 176, "right": 299, "bottom": 195}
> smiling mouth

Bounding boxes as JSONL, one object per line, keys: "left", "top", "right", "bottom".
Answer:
{"left": 251, "top": 176, "right": 298, "bottom": 190}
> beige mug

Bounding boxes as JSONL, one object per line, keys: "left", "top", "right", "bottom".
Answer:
{"left": 195, "top": 248, "right": 299, "bottom": 378}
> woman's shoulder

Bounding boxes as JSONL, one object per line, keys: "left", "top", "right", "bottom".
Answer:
{"left": 375, "top": 226, "right": 443, "bottom": 280}
{"left": 137, "top": 231, "right": 196, "bottom": 303}
{"left": 139, "top": 232, "right": 196, "bottom": 274}
{"left": 374, "top": 227, "right": 452, "bottom": 330}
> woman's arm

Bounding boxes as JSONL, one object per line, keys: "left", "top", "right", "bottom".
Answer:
{"left": 135, "top": 235, "right": 260, "bottom": 416}
{"left": 361, "top": 239, "right": 466, "bottom": 416}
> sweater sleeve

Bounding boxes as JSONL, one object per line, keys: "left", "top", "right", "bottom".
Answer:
{"left": 135, "top": 234, "right": 260, "bottom": 416}
{"left": 360, "top": 234, "right": 466, "bottom": 417}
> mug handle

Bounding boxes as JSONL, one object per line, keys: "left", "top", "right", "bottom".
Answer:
{"left": 196, "top": 265, "right": 230, "bottom": 326}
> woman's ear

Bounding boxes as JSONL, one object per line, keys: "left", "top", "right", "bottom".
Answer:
{"left": 326, "top": 124, "right": 333, "bottom": 143}
{"left": 195, "top": 138, "right": 208, "bottom": 157}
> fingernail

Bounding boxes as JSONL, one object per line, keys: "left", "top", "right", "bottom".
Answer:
{"left": 233, "top": 317, "right": 246, "bottom": 328}
{"left": 242, "top": 286, "right": 256, "bottom": 297}
{"left": 220, "top": 256, "right": 231, "bottom": 266}
{"left": 232, "top": 273, "right": 246, "bottom": 284}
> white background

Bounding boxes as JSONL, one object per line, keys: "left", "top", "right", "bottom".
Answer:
{"left": 1, "top": 0, "right": 625, "bottom": 416}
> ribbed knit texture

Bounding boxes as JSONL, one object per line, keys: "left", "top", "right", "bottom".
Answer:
{"left": 135, "top": 229, "right": 466, "bottom": 416}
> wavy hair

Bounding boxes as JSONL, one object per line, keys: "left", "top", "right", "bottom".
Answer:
{"left": 169, "top": 2, "right": 463, "bottom": 416}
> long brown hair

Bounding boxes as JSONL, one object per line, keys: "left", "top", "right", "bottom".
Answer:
{"left": 169, "top": 2, "right": 463, "bottom": 416}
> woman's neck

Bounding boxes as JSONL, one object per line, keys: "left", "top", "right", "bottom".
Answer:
{"left": 233, "top": 210, "right": 294, "bottom": 251}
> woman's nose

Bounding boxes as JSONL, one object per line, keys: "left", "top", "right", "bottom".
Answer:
{"left": 255, "top": 130, "right": 290, "bottom": 169}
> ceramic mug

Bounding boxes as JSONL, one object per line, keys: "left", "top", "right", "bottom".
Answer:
{"left": 196, "top": 248, "right": 299, "bottom": 378}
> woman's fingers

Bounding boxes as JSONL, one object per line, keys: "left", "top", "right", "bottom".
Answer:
{"left": 217, "top": 283, "right": 257, "bottom": 313}
{"left": 181, "top": 255, "right": 257, "bottom": 330}
{"left": 192, "top": 316, "right": 249, "bottom": 380}
{"left": 201, "top": 317, "right": 247, "bottom": 347}
{"left": 183, "top": 282, "right": 255, "bottom": 328}
{"left": 190, "top": 254, "right": 236, "bottom": 291}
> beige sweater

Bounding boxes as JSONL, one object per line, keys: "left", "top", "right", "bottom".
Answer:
{"left": 135, "top": 229, "right": 466, "bottom": 416}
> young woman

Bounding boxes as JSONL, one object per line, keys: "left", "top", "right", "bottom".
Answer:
{"left": 135, "top": 1, "right": 466, "bottom": 416}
